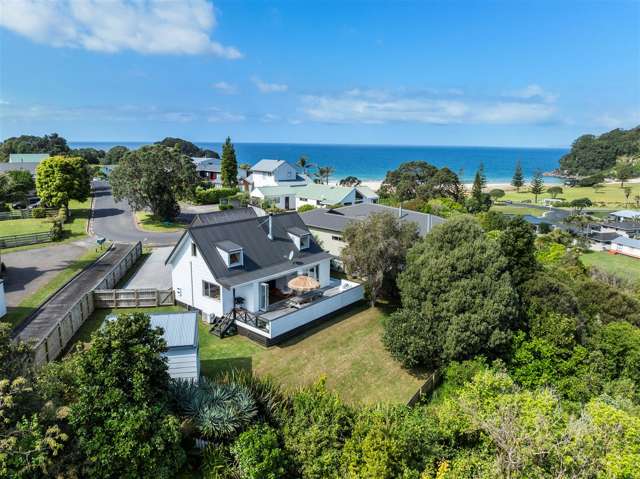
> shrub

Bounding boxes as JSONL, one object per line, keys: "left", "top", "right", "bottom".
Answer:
{"left": 578, "top": 174, "right": 605, "bottom": 187}
{"left": 297, "top": 204, "right": 315, "bottom": 213}
{"left": 219, "top": 204, "right": 233, "bottom": 211}
{"left": 195, "top": 187, "right": 238, "bottom": 205}
{"left": 50, "top": 220, "right": 64, "bottom": 241}
{"left": 31, "top": 207, "right": 46, "bottom": 218}
{"left": 231, "top": 424, "right": 289, "bottom": 479}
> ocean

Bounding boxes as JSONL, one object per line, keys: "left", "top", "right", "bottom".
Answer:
{"left": 71, "top": 141, "right": 567, "bottom": 184}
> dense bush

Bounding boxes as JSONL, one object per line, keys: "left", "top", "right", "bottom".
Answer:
{"left": 195, "top": 186, "right": 238, "bottom": 205}
{"left": 297, "top": 204, "right": 315, "bottom": 213}
{"left": 31, "top": 206, "right": 45, "bottom": 218}
{"left": 231, "top": 424, "right": 289, "bottom": 479}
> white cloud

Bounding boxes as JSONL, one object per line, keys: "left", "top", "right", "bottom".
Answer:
{"left": 252, "top": 77, "right": 288, "bottom": 93}
{"left": 212, "top": 81, "right": 238, "bottom": 94}
{"left": 260, "top": 113, "right": 280, "bottom": 123}
{"left": 0, "top": 0, "right": 242, "bottom": 58}
{"left": 206, "top": 107, "right": 245, "bottom": 123}
{"left": 504, "top": 84, "right": 557, "bottom": 103}
{"left": 301, "top": 89, "right": 558, "bottom": 125}
{"left": 593, "top": 111, "right": 640, "bottom": 129}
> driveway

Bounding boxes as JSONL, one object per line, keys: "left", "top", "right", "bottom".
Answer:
{"left": 123, "top": 246, "right": 173, "bottom": 290}
{"left": 2, "top": 238, "right": 93, "bottom": 306}
{"left": 91, "top": 181, "right": 183, "bottom": 246}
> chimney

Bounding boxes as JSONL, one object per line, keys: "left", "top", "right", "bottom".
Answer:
{"left": 268, "top": 214, "right": 273, "bottom": 240}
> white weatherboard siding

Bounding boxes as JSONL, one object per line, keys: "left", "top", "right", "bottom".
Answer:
{"left": 164, "top": 348, "right": 199, "bottom": 381}
{"left": 611, "top": 243, "right": 640, "bottom": 258}
{"left": 252, "top": 162, "right": 302, "bottom": 187}
{"left": 171, "top": 235, "right": 230, "bottom": 318}
{"left": 269, "top": 281, "right": 363, "bottom": 337}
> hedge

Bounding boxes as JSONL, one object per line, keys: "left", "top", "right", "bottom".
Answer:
{"left": 195, "top": 187, "right": 239, "bottom": 205}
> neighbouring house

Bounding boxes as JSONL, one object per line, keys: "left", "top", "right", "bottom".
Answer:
{"left": 247, "top": 159, "right": 308, "bottom": 188}
{"left": 193, "top": 158, "right": 251, "bottom": 191}
{"left": 587, "top": 231, "right": 620, "bottom": 251}
{"left": 610, "top": 236, "right": 640, "bottom": 259}
{"left": 0, "top": 162, "right": 39, "bottom": 177}
{"left": 300, "top": 203, "right": 444, "bottom": 259}
{"left": 107, "top": 311, "right": 200, "bottom": 381}
{"left": 8, "top": 153, "right": 49, "bottom": 163}
{"left": 251, "top": 183, "right": 379, "bottom": 210}
{"left": 599, "top": 220, "right": 640, "bottom": 238}
{"left": 521, "top": 214, "right": 554, "bottom": 233}
{"left": 165, "top": 212, "right": 364, "bottom": 346}
{"left": 608, "top": 210, "right": 640, "bottom": 222}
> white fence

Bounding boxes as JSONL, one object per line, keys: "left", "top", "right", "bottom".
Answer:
{"left": 33, "top": 242, "right": 143, "bottom": 365}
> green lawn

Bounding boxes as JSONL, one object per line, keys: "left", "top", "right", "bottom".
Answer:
{"left": 580, "top": 251, "right": 640, "bottom": 283}
{"left": 5, "top": 242, "right": 113, "bottom": 330}
{"left": 0, "top": 198, "right": 91, "bottom": 252}
{"left": 502, "top": 182, "right": 640, "bottom": 207}
{"left": 491, "top": 204, "right": 545, "bottom": 216}
{"left": 65, "top": 305, "right": 186, "bottom": 353}
{"left": 135, "top": 211, "right": 186, "bottom": 233}
{"left": 200, "top": 304, "right": 427, "bottom": 405}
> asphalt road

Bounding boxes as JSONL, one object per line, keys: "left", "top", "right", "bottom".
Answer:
{"left": 91, "top": 181, "right": 183, "bottom": 246}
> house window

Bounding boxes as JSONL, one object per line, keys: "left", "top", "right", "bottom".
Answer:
{"left": 300, "top": 197, "right": 308, "bottom": 201}
{"left": 300, "top": 235, "right": 310, "bottom": 250}
{"left": 202, "top": 281, "right": 220, "bottom": 299}
{"left": 191, "top": 242, "right": 197, "bottom": 257}
{"left": 229, "top": 251, "right": 243, "bottom": 266}
{"left": 331, "top": 235, "right": 343, "bottom": 241}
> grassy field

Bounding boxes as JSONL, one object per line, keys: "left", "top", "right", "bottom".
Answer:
{"left": 0, "top": 198, "right": 91, "bottom": 252}
{"left": 5, "top": 242, "right": 113, "bottom": 330}
{"left": 135, "top": 211, "right": 186, "bottom": 233}
{"left": 580, "top": 251, "right": 640, "bottom": 283}
{"left": 491, "top": 205, "right": 545, "bottom": 216}
{"left": 200, "top": 304, "right": 426, "bottom": 404}
{"left": 501, "top": 182, "right": 640, "bottom": 207}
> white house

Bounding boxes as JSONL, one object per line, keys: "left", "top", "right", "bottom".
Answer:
{"left": 251, "top": 183, "right": 379, "bottom": 210}
{"left": 193, "top": 158, "right": 250, "bottom": 191}
{"left": 608, "top": 210, "right": 640, "bottom": 222}
{"left": 107, "top": 311, "right": 200, "bottom": 381}
{"left": 165, "top": 212, "right": 363, "bottom": 346}
{"left": 248, "top": 159, "right": 308, "bottom": 188}
{"left": 301, "top": 203, "right": 444, "bottom": 259}
{"left": 610, "top": 236, "right": 640, "bottom": 259}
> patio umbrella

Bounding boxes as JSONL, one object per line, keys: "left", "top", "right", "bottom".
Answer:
{"left": 288, "top": 275, "right": 320, "bottom": 293}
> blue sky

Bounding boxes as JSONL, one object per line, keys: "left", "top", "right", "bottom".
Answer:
{"left": 0, "top": 0, "right": 638, "bottom": 147}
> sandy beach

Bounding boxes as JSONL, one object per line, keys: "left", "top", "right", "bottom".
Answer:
{"left": 359, "top": 180, "right": 518, "bottom": 193}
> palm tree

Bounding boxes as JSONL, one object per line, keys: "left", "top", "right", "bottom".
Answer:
{"left": 316, "top": 166, "right": 335, "bottom": 185}
{"left": 297, "top": 155, "right": 314, "bottom": 177}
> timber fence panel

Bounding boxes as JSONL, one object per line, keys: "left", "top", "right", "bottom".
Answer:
{"left": 0, "top": 231, "right": 53, "bottom": 248}
{"left": 31, "top": 242, "right": 143, "bottom": 365}
{"left": 407, "top": 371, "right": 442, "bottom": 407}
{"left": 0, "top": 208, "right": 58, "bottom": 221}
{"left": 93, "top": 288, "right": 175, "bottom": 309}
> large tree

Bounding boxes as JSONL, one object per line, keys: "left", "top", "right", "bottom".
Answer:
{"left": 110, "top": 145, "right": 198, "bottom": 220}
{"left": 383, "top": 216, "right": 518, "bottom": 369}
{"left": 380, "top": 161, "right": 464, "bottom": 202}
{"left": 69, "top": 312, "right": 185, "bottom": 478}
{"left": 5, "top": 169, "right": 35, "bottom": 202}
{"left": 104, "top": 145, "right": 129, "bottom": 164}
{"left": 341, "top": 212, "right": 419, "bottom": 306}
{"left": 0, "top": 133, "right": 70, "bottom": 162}
{"left": 155, "top": 137, "right": 218, "bottom": 158}
{"left": 511, "top": 160, "right": 524, "bottom": 192}
{"left": 35, "top": 155, "right": 91, "bottom": 210}
{"left": 70, "top": 147, "right": 105, "bottom": 165}
{"left": 221, "top": 137, "right": 238, "bottom": 188}
{"left": 529, "top": 170, "right": 545, "bottom": 203}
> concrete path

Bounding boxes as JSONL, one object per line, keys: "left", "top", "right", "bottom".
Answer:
{"left": 123, "top": 246, "right": 173, "bottom": 290}
{"left": 14, "top": 243, "right": 132, "bottom": 343}
{"left": 91, "top": 181, "right": 183, "bottom": 246}
{"left": 2, "top": 238, "right": 94, "bottom": 306}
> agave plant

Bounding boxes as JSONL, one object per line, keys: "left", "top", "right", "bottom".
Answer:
{"left": 169, "top": 377, "right": 257, "bottom": 441}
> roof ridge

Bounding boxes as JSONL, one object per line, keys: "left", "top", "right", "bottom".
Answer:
{"left": 188, "top": 210, "right": 299, "bottom": 231}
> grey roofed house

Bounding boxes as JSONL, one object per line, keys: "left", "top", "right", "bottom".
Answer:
{"left": 0, "top": 162, "right": 39, "bottom": 176}
{"left": 300, "top": 203, "right": 445, "bottom": 236}
{"left": 192, "top": 157, "right": 222, "bottom": 172}
{"left": 587, "top": 231, "right": 620, "bottom": 244}
{"left": 251, "top": 159, "right": 287, "bottom": 172}
{"left": 612, "top": 235, "right": 640, "bottom": 249}
{"left": 106, "top": 312, "right": 199, "bottom": 381}
{"left": 190, "top": 208, "right": 258, "bottom": 226}
{"left": 167, "top": 212, "right": 332, "bottom": 289}
{"left": 9, "top": 153, "right": 49, "bottom": 163}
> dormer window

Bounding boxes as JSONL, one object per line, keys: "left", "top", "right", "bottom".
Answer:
{"left": 287, "top": 227, "right": 311, "bottom": 251}
{"left": 216, "top": 241, "right": 244, "bottom": 268}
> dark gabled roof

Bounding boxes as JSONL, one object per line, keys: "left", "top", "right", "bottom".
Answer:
{"left": 0, "top": 162, "right": 39, "bottom": 175}
{"left": 612, "top": 236, "right": 640, "bottom": 248}
{"left": 216, "top": 240, "right": 243, "bottom": 252}
{"left": 179, "top": 212, "right": 332, "bottom": 288}
{"left": 587, "top": 232, "right": 620, "bottom": 243}
{"left": 287, "top": 226, "right": 309, "bottom": 237}
{"left": 601, "top": 221, "right": 640, "bottom": 232}
{"left": 300, "top": 203, "right": 444, "bottom": 236}
{"left": 191, "top": 208, "right": 257, "bottom": 226}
